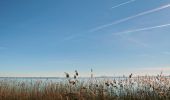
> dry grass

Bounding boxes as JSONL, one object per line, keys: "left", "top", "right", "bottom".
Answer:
{"left": 0, "top": 72, "right": 170, "bottom": 100}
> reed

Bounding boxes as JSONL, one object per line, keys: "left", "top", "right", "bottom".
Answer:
{"left": 0, "top": 71, "right": 170, "bottom": 100}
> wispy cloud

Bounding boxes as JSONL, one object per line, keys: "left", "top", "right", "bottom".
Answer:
{"left": 90, "top": 4, "right": 170, "bottom": 32}
{"left": 63, "top": 35, "right": 77, "bottom": 41}
{"left": 62, "top": 33, "right": 83, "bottom": 41}
{"left": 113, "top": 23, "right": 170, "bottom": 35}
{"left": 112, "top": 0, "right": 136, "bottom": 9}
{"left": 125, "top": 37, "right": 149, "bottom": 47}
{"left": 118, "top": 35, "right": 149, "bottom": 47}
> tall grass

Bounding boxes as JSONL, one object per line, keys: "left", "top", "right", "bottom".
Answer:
{"left": 0, "top": 72, "right": 170, "bottom": 100}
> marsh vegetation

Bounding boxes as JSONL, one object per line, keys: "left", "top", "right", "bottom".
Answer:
{"left": 0, "top": 71, "right": 170, "bottom": 100}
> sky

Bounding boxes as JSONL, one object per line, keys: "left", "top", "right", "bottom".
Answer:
{"left": 0, "top": 0, "right": 170, "bottom": 77}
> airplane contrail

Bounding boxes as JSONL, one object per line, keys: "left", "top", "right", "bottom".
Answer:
{"left": 113, "top": 23, "right": 170, "bottom": 35}
{"left": 90, "top": 4, "right": 170, "bottom": 32}
{"left": 112, "top": 0, "right": 136, "bottom": 9}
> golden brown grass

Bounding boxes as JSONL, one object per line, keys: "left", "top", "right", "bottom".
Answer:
{"left": 0, "top": 74, "right": 170, "bottom": 100}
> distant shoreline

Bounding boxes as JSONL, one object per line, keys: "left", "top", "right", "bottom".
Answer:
{"left": 0, "top": 75, "right": 170, "bottom": 79}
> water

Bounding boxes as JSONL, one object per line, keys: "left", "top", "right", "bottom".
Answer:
{"left": 1, "top": 76, "right": 169, "bottom": 83}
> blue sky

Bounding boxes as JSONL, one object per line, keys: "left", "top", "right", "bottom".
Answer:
{"left": 0, "top": 0, "right": 170, "bottom": 77}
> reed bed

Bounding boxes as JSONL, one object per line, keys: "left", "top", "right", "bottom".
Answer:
{"left": 0, "top": 73, "right": 170, "bottom": 100}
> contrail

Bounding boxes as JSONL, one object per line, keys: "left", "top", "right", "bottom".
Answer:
{"left": 90, "top": 4, "right": 170, "bottom": 32}
{"left": 123, "top": 36, "right": 149, "bottom": 47}
{"left": 114, "top": 23, "right": 170, "bottom": 35}
{"left": 112, "top": 0, "right": 136, "bottom": 9}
